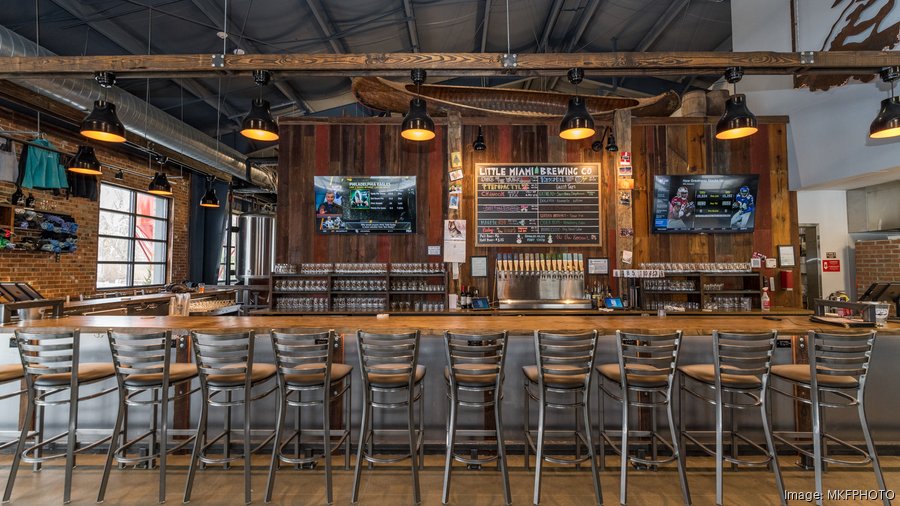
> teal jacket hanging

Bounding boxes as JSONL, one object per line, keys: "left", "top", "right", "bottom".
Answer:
{"left": 20, "top": 139, "right": 68, "bottom": 190}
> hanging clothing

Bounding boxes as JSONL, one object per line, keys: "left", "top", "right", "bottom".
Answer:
{"left": 66, "top": 171, "right": 98, "bottom": 201}
{"left": 20, "top": 139, "right": 68, "bottom": 190}
{"left": 0, "top": 141, "right": 17, "bottom": 183}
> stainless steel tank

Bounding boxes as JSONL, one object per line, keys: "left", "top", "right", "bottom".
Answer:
{"left": 236, "top": 213, "right": 274, "bottom": 282}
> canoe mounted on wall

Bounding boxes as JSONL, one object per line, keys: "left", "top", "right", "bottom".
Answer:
{"left": 351, "top": 77, "right": 680, "bottom": 119}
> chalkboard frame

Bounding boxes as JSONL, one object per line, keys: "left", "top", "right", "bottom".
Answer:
{"left": 474, "top": 163, "right": 603, "bottom": 247}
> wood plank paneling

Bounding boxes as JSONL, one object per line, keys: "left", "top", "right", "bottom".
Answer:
{"left": 278, "top": 117, "right": 799, "bottom": 307}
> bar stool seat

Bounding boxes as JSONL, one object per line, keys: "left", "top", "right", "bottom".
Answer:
{"left": 123, "top": 362, "right": 199, "bottom": 386}
{"left": 679, "top": 363, "right": 762, "bottom": 388}
{"left": 367, "top": 363, "right": 426, "bottom": 386}
{"left": 596, "top": 362, "right": 669, "bottom": 387}
{"left": 206, "top": 363, "right": 277, "bottom": 386}
{"left": 284, "top": 362, "right": 352, "bottom": 385}
{"left": 522, "top": 364, "right": 588, "bottom": 387}
{"left": 33, "top": 362, "right": 115, "bottom": 386}
{"left": 0, "top": 364, "right": 24, "bottom": 382}
{"left": 443, "top": 364, "right": 497, "bottom": 385}
{"left": 770, "top": 364, "right": 858, "bottom": 387}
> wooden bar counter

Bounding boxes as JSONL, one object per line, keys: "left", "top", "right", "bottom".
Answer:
{"left": 2, "top": 313, "right": 898, "bottom": 335}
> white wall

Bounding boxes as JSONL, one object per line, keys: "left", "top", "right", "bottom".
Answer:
{"left": 797, "top": 190, "right": 854, "bottom": 296}
{"left": 731, "top": 0, "right": 900, "bottom": 190}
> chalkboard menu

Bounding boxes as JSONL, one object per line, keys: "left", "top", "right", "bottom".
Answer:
{"left": 475, "top": 163, "right": 602, "bottom": 246}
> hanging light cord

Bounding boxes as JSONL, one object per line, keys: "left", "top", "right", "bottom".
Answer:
{"left": 222, "top": 0, "right": 228, "bottom": 55}
{"left": 34, "top": 0, "right": 41, "bottom": 135}
{"left": 505, "top": 0, "right": 511, "bottom": 55}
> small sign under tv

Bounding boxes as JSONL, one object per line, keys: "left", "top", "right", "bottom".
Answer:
{"left": 651, "top": 174, "right": 759, "bottom": 233}
{"left": 314, "top": 176, "right": 416, "bottom": 234}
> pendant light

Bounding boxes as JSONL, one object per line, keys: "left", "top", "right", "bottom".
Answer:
{"left": 560, "top": 68, "right": 595, "bottom": 140}
{"left": 472, "top": 126, "right": 487, "bottom": 151}
{"left": 148, "top": 172, "right": 172, "bottom": 196}
{"left": 240, "top": 70, "right": 279, "bottom": 142}
{"left": 869, "top": 66, "right": 900, "bottom": 139}
{"left": 114, "top": 169, "right": 125, "bottom": 180}
{"left": 715, "top": 67, "right": 758, "bottom": 140}
{"left": 200, "top": 177, "right": 220, "bottom": 208}
{"left": 81, "top": 72, "right": 127, "bottom": 143}
{"left": 67, "top": 146, "right": 102, "bottom": 175}
{"left": 401, "top": 69, "right": 435, "bottom": 141}
{"left": 606, "top": 132, "right": 619, "bottom": 152}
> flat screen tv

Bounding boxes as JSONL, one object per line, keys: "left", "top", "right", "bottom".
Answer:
{"left": 314, "top": 175, "right": 416, "bottom": 234}
{"left": 651, "top": 174, "right": 759, "bottom": 233}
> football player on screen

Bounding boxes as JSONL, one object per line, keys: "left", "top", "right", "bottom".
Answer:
{"left": 730, "top": 185, "right": 755, "bottom": 229}
{"left": 667, "top": 186, "right": 695, "bottom": 229}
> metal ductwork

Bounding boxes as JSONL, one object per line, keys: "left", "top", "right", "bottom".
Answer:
{"left": 0, "top": 25, "right": 276, "bottom": 192}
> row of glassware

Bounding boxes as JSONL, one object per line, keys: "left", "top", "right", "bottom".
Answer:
{"left": 275, "top": 297, "right": 329, "bottom": 311}
{"left": 334, "top": 279, "right": 387, "bottom": 291}
{"left": 391, "top": 280, "right": 445, "bottom": 291}
{"left": 705, "top": 296, "right": 755, "bottom": 312}
{"left": 644, "top": 279, "right": 697, "bottom": 291}
{"left": 332, "top": 297, "right": 386, "bottom": 311}
{"left": 390, "top": 301, "right": 445, "bottom": 312}
{"left": 274, "top": 279, "right": 327, "bottom": 292}
{"left": 641, "top": 262, "right": 750, "bottom": 272}
{"left": 275, "top": 262, "right": 447, "bottom": 275}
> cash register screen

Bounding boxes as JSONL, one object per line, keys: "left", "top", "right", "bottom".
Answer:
{"left": 604, "top": 297, "right": 624, "bottom": 309}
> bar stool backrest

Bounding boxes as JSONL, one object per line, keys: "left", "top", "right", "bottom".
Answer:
{"left": 809, "top": 330, "right": 876, "bottom": 389}
{"left": 615, "top": 330, "right": 682, "bottom": 390}
{"left": 444, "top": 331, "right": 508, "bottom": 390}
{"left": 534, "top": 330, "right": 599, "bottom": 390}
{"left": 190, "top": 330, "right": 256, "bottom": 383}
{"left": 357, "top": 330, "right": 420, "bottom": 389}
{"left": 107, "top": 330, "right": 173, "bottom": 387}
{"left": 14, "top": 329, "right": 80, "bottom": 387}
{"left": 270, "top": 329, "right": 334, "bottom": 384}
{"left": 713, "top": 330, "right": 777, "bottom": 389}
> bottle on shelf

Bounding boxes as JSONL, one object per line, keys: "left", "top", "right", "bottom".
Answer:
{"left": 761, "top": 287, "right": 771, "bottom": 312}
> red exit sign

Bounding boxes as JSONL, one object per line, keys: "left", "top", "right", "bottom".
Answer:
{"left": 823, "top": 259, "right": 841, "bottom": 272}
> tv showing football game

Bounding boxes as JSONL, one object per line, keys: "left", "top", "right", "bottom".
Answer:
{"left": 314, "top": 176, "right": 416, "bottom": 234}
{"left": 651, "top": 174, "right": 759, "bottom": 233}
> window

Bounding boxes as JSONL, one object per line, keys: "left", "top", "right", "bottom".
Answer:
{"left": 97, "top": 183, "right": 170, "bottom": 289}
{"left": 218, "top": 214, "right": 239, "bottom": 285}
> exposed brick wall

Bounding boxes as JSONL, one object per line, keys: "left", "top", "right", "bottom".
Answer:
{"left": 0, "top": 110, "right": 191, "bottom": 299}
{"left": 855, "top": 238, "right": 900, "bottom": 316}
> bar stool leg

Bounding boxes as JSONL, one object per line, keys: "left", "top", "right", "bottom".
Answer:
{"left": 583, "top": 388, "right": 603, "bottom": 506}
{"left": 150, "top": 389, "right": 159, "bottom": 469}
{"left": 620, "top": 392, "right": 630, "bottom": 506}
{"left": 367, "top": 402, "right": 374, "bottom": 470}
{"left": 532, "top": 386, "right": 547, "bottom": 506}
{"left": 599, "top": 377, "right": 606, "bottom": 471}
{"left": 244, "top": 387, "right": 252, "bottom": 505}
{"left": 183, "top": 391, "right": 209, "bottom": 503}
{"left": 224, "top": 391, "right": 232, "bottom": 470}
{"left": 3, "top": 393, "right": 34, "bottom": 502}
{"left": 345, "top": 380, "right": 352, "bottom": 470}
{"left": 495, "top": 390, "right": 512, "bottom": 506}
{"left": 441, "top": 386, "right": 458, "bottom": 504}
{"left": 63, "top": 382, "right": 79, "bottom": 504}
{"left": 351, "top": 389, "right": 370, "bottom": 503}
{"left": 34, "top": 403, "right": 44, "bottom": 472}
{"left": 668, "top": 394, "right": 691, "bottom": 506}
{"left": 419, "top": 385, "right": 425, "bottom": 469}
{"left": 760, "top": 388, "right": 786, "bottom": 506}
{"left": 159, "top": 384, "right": 170, "bottom": 503}
{"left": 811, "top": 386, "right": 824, "bottom": 506}
{"left": 293, "top": 402, "right": 300, "bottom": 470}
{"left": 858, "top": 398, "right": 889, "bottom": 506}
{"left": 98, "top": 394, "right": 127, "bottom": 502}
{"left": 715, "top": 386, "right": 724, "bottom": 505}
{"left": 264, "top": 388, "right": 285, "bottom": 503}
{"left": 408, "top": 389, "right": 421, "bottom": 504}
{"left": 324, "top": 386, "right": 333, "bottom": 504}
{"left": 523, "top": 378, "right": 531, "bottom": 470}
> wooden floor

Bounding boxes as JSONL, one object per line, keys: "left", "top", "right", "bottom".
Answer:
{"left": 0, "top": 453, "right": 897, "bottom": 505}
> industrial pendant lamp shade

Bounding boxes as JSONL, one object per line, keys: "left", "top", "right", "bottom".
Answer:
{"left": 200, "top": 186, "right": 220, "bottom": 208}
{"left": 869, "top": 96, "right": 900, "bottom": 139}
{"left": 147, "top": 172, "right": 173, "bottom": 196}
{"left": 401, "top": 98, "right": 435, "bottom": 141}
{"left": 81, "top": 101, "right": 126, "bottom": 143}
{"left": 67, "top": 146, "right": 102, "bottom": 175}
{"left": 473, "top": 126, "right": 486, "bottom": 151}
{"left": 715, "top": 94, "right": 758, "bottom": 140}
{"left": 241, "top": 98, "right": 279, "bottom": 141}
{"left": 559, "top": 97, "right": 595, "bottom": 140}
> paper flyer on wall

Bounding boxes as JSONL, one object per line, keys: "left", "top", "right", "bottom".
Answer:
{"left": 443, "top": 219, "right": 466, "bottom": 263}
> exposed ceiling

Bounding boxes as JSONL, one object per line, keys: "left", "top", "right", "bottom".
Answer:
{"left": 0, "top": 0, "right": 733, "bottom": 154}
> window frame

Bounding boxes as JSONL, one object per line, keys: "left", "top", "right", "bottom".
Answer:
{"left": 96, "top": 182, "right": 172, "bottom": 289}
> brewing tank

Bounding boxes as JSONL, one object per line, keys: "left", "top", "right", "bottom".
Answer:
{"left": 236, "top": 213, "right": 274, "bottom": 282}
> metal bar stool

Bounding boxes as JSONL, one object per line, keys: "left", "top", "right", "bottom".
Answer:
{"left": 0, "top": 364, "right": 30, "bottom": 452}
{"left": 679, "top": 330, "right": 785, "bottom": 506}
{"left": 97, "top": 330, "right": 199, "bottom": 503}
{"left": 264, "top": 329, "right": 352, "bottom": 504}
{"left": 442, "top": 330, "right": 510, "bottom": 505}
{"left": 351, "top": 330, "right": 425, "bottom": 504}
{"left": 183, "top": 330, "right": 278, "bottom": 505}
{"left": 4, "top": 329, "right": 117, "bottom": 504}
{"left": 769, "top": 330, "right": 889, "bottom": 506}
{"left": 597, "top": 330, "right": 690, "bottom": 506}
{"left": 523, "top": 329, "right": 602, "bottom": 506}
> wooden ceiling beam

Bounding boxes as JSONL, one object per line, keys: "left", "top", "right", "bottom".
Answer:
{"left": 0, "top": 51, "right": 895, "bottom": 78}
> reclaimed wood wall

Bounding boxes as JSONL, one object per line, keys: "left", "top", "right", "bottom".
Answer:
{"left": 277, "top": 116, "right": 800, "bottom": 308}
